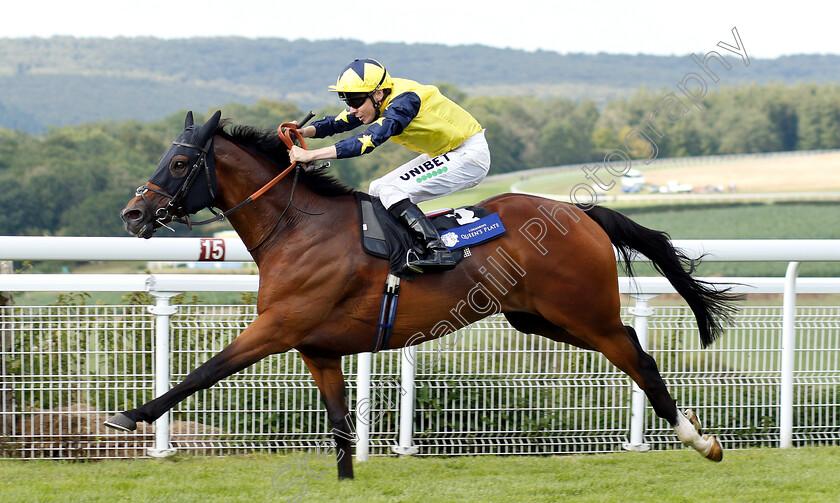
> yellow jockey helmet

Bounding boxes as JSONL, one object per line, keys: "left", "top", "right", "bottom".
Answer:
{"left": 329, "top": 59, "right": 393, "bottom": 96}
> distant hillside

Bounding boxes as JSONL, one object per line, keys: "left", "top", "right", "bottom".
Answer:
{"left": 1, "top": 36, "right": 839, "bottom": 133}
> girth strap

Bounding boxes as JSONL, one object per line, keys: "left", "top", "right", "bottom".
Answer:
{"left": 372, "top": 274, "right": 401, "bottom": 353}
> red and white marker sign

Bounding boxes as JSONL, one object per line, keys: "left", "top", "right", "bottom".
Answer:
{"left": 199, "top": 239, "right": 226, "bottom": 261}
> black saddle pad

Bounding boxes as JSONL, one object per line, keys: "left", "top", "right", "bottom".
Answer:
{"left": 355, "top": 193, "right": 505, "bottom": 278}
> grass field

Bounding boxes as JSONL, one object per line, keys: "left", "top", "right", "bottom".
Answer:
{"left": 418, "top": 177, "right": 515, "bottom": 211}
{"left": 1, "top": 447, "right": 838, "bottom": 502}
{"left": 623, "top": 202, "right": 840, "bottom": 277}
{"left": 510, "top": 151, "right": 840, "bottom": 196}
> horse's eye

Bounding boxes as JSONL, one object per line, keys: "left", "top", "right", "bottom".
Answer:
{"left": 169, "top": 155, "right": 190, "bottom": 178}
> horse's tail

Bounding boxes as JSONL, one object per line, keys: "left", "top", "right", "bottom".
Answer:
{"left": 578, "top": 204, "right": 740, "bottom": 347}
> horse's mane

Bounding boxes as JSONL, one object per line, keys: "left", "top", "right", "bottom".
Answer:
{"left": 215, "top": 121, "right": 356, "bottom": 198}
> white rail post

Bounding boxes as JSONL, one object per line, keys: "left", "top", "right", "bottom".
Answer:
{"left": 147, "top": 291, "right": 179, "bottom": 458}
{"left": 355, "top": 352, "right": 372, "bottom": 462}
{"left": 0, "top": 261, "right": 14, "bottom": 438}
{"left": 623, "top": 294, "right": 656, "bottom": 452}
{"left": 393, "top": 345, "right": 419, "bottom": 456}
{"left": 780, "top": 261, "right": 801, "bottom": 448}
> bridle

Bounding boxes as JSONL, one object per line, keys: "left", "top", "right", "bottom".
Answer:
{"left": 135, "top": 117, "right": 316, "bottom": 250}
{"left": 134, "top": 134, "right": 215, "bottom": 232}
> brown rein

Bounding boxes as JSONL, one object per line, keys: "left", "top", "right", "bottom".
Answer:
{"left": 241, "top": 122, "right": 317, "bottom": 252}
{"left": 248, "top": 121, "right": 308, "bottom": 201}
{"left": 162, "top": 121, "right": 309, "bottom": 230}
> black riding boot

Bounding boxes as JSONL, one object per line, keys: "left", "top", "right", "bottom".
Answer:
{"left": 390, "top": 200, "right": 457, "bottom": 273}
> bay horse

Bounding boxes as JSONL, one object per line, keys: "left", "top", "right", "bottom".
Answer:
{"left": 109, "top": 110, "right": 738, "bottom": 479}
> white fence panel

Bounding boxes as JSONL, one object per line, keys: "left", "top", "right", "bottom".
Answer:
{"left": 2, "top": 306, "right": 839, "bottom": 459}
{"left": 1, "top": 238, "right": 839, "bottom": 459}
{"left": 0, "top": 304, "right": 156, "bottom": 458}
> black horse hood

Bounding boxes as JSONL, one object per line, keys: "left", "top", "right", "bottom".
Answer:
{"left": 148, "top": 110, "right": 221, "bottom": 215}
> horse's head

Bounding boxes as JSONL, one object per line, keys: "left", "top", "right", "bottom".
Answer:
{"left": 121, "top": 110, "right": 222, "bottom": 238}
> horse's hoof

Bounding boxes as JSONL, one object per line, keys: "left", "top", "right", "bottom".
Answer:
{"left": 685, "top": 409, "right": 703, "bottom": 434}
{"left": 701, "top": 434, "right": 723, "bottom": 462}
{"left": 104, "top": 413, "right": 137, "bottom": 432}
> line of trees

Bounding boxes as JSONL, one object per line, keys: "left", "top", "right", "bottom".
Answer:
{"left": 0, "top": 82, "right": 838, "bottom": 237}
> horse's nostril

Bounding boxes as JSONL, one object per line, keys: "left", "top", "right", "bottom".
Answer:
{"left": 124, "top": 209, "right": 143, "bottom": 221}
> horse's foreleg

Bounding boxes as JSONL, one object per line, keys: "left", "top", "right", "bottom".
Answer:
{"left": 299, "top": 352, "right": 355, "bottom": 480}
{"left": 105, "top": 309, "right": 290, "bottom": 431}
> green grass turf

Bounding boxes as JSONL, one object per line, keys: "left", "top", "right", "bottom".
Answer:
{"left": 620, "top": 202, "right": 840, "bottom": 239}
{"left": 418, "top": 177, "right": 516, "bottom": 211}
{"left": 620, "top": 202, "right": 840, "bottom": 277}
{"left": 1, "top": 447, "right": 838, "bottom": 502}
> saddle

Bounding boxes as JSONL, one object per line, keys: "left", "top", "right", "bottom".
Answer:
{"left": 356, "top": 193, "right": 507, "bottom": 352}
{"left": 354, "top": 193, "right": 506, "bottom": 278}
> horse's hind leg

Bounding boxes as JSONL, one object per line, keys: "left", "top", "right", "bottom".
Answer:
{"left": 621, "top": 325, "right": 723, "bottom": 461}
{"left": 505, "top": 312, "right": 722, "bottom": 461}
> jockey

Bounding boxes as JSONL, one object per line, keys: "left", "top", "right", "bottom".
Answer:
{"left": 288, "top": 58, "right": 491, "bottom": 273}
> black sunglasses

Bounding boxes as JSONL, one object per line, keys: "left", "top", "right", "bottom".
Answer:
{"left": 341, "top": 93, "right": 369, "bottom": 109}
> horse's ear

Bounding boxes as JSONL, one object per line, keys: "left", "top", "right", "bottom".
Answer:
{"left": 185, "top": 111, "right": 194, "bottom": 129}
{"left": 206, "top": 110, "right": 222, "bottom": 131}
